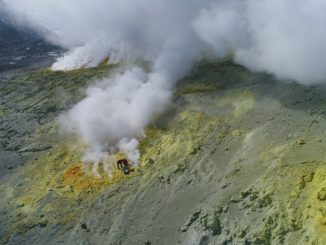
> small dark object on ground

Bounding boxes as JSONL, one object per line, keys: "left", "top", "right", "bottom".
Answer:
{"left": 81, "top": 223, "right": 88, "bottom": 230}
{"left": 117, "top": 158, "right": 132, "bottom": 175}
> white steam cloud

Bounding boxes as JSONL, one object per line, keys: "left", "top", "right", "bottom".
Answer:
{"left": 60, "top": 67, "right": 171, "bottom": 166}
{"left": 4, "top": 0, "right": 326, "bottom": 172}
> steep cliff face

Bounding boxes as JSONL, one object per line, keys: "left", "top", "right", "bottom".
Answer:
{"left": 1, "top": 61, "right": 326, "bottom": 244}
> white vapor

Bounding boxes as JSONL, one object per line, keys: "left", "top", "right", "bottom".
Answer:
{"left": 59, "top": 67, "right": 171, "bottom": 167}
{"left": 5, "top": 0, "right": 326, "bottom": 172}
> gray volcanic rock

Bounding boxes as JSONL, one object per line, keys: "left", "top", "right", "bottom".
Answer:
{"left": 2, "top": 61, "right": 326, "bottom": 245}
{"left": 0, "top": 5, "right": 59, "bottom": 72}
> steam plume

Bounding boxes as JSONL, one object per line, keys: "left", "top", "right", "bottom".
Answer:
{"left": 5, "top": 0, "right": 326, "bottom": 172}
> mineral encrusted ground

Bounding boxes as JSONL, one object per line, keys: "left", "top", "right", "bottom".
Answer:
{"left": 2, "top": 61, "right": 326, "bottom": 244}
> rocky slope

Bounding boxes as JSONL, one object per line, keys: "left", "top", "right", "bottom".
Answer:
{"left": 1, "top": 61, "right": 326, "bottom": 244}
{"left": 0, "top": 12, "right": 58, "bottom": 72}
